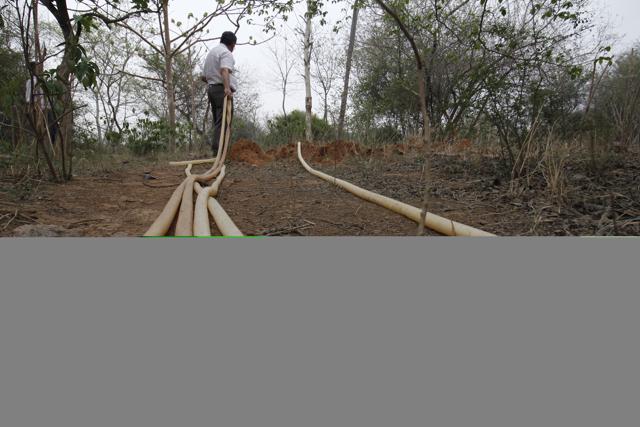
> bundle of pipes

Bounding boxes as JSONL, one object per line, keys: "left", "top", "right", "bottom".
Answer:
{"left": 296, "top": 142, "right": 495, "bottom": 237}
{"left": 144, "top": 97, "right": 243, "bottom": 237}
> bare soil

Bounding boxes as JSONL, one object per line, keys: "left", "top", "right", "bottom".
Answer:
{"left": 2, "top": 141, "right": 639, "bottom": 237}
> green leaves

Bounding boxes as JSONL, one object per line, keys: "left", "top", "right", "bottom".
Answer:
{"left": 131, "top": 0, "right": 150, "bottom": 10}
{"left": 568, "top": 65, "right": 583, "bottom": 80}
{"left": 594, "top": 45, "right": 613, "bottom": 67}
{"left": 73, "top": 14, "right": 98, "bottom": 34}
{"left": 74, "top": 57, "right": 100, "bottom": 89}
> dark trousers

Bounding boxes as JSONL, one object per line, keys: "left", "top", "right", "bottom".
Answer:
{"left": 207, "top": 84, "right": 233, "bottom": 153}
{"left": 46, "top": 110, "right": 58, "bottom": 146}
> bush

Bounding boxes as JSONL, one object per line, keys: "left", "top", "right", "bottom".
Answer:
{"left": 73, "top": 126, "right": 99, "bottom": 150}
{"left": 124, "top": 118, "right": 192, "bottom": 156}
{"left": 232, "top": 115, "right": 265, "bottom": 143}
{"left": 263, "top": 110, "right": 333, "bottom": 146}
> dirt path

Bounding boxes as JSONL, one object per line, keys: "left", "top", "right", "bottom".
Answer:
{"left": 2, "top": 146, "right": 639, "bottom": 237}
{"left": 0, "top": 159, "right": 421, "bottom": 237}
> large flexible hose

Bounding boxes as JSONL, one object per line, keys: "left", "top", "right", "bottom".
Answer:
{"left": 144, "top": 97, "right": 233, "bottom": 236}
{"left": 190, "top": 166, "right": 243, "bottom": 237}
{"left": 297, "top": 142, "right": 495, "bottom": 237}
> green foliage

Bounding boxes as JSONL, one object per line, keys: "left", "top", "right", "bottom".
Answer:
{"left": 126, "top": 118, "right": 172, "bottom": 155}
{"left": 0, "top": 46, "right": 26, "bottom": 116}
{"left": 233, "top": 115, "right": 265, "bottom": 142}
{"left": 355, "top": 124, "right": 404, "bottom": 146}
{"left": 73, "top": 125, "right": 100, "bottom": 150}
{"left": 0, "top": 45, "right": 27, "bottom": 147}
{"left": 124, "top": 117, "right": 193, "bottom": 156}
{"left": 264, "top": 110, "right": 333, "bottom": 146}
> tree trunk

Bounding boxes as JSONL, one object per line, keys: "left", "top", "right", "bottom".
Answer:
{"left": 323, "top": 91, "right": 328, "bottom": 122}
{"left": 337, "top": 5, "right": 358, "bottom": 141}
{"left": 58, "top": 50, "right": 75, "bottom": 181}
{"left": 303, "top": 1, "right": 313, "bottom": 143}
{"left": 188, "top": 46, "right": 196, "bottom": 151}
{"left": 94, "top": 90, "right": 103, "bottom": 144}
{"left": 162, "top": 0, "right": 176, "bottom": 151}
{"left": 415, "top": 63, "right": 431, "bottom": 235}
{"left": 32, "top": 0, "right": 42, "bottom": 64}
{"left": 282, "top": 86, "right": 287, "bottom": 118}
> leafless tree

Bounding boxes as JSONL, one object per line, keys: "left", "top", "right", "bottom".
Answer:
{"left": 267, "top": 36, "right": 298, "bottom": 118}
{"left": 311, "top": 30, "right": 343, "bottom": 123}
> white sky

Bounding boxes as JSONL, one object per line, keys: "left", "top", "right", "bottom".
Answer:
{"left": 44, "top": 1, "right": 640, "bottom": 120}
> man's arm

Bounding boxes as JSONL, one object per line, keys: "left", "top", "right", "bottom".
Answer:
{"left": 220, "top": 68, "right": 233, "bottom": 98}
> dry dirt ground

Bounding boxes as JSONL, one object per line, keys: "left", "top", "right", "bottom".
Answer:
{"left": 1, "top": 141, "right": 639, "bottom": 237}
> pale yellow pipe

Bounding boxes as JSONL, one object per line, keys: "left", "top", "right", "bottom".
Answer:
{"left": 143, "top": 179, "right": 187, "bottom": 236}
{"left": 174, "top": 176, "right": 196, "bottom": 236}
{"left": 144, "top": 97, "right": 233, "bottom": 237}
{"left": 189, "top": 97, "right": 233, "bottom": 183}
{"left": 193, "top": 186, "right": 216, "bottom": 236}
{"left": 188, "top": 163, "right": 242, "bottom": 237}
{"left": 170, "top": 158, "right": 216, "bottom": 166}
{"left": 297, "top": 142, "right": 495, "bottom": 237}
{"left": 207, "top": 198, "right": 243, "bottom": 236}
{"left": 188, "top": 165, "right": 226, "bottom": 196}
{"left": 193, "top": 167, "right": 227, "bottom": 236}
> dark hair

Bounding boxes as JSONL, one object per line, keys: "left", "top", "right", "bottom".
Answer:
{"left": 220, "top": 31, "right": 237, "bottom": 47}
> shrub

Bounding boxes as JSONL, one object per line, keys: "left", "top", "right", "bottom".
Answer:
{"left": 263, "top": 110, "right": 333, "bottom": 146}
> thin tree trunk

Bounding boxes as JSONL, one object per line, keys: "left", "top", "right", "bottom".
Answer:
{"left": 28, "top": 0, "right": 58, "bottom": 181}
{"left": 374, "top": 0, "right": 432, "bottom": 235}
{"left": 162, "top": 0, "right": 176, "bottom": 151}
{"left": 188, "top": 47, "right": 196, "bottom": 152}
{"left": 282, "top": 86, "right": 287, "bottom": 117}
{"left": 32, "top": 0, "right": 41, "bottom": 63}
{"left": 94, "top": 90, "right": 103, "bottom": 144}
{"left": 60, "top": 76, "right": 72, "bottom": 180}
{"left": 323, "top": 91, "right": 328, "bottom": 122}
{"left": 415, "top": 63, "right": 431, "bottom": 235}
{"left": 337, "top": 5, "right": 358, "bottom": 141}
{"left": 303, "top": 1, "right": 313, "bottom": 143}
{"left": 25, "top": 105, "right": 59, "bottom": 181}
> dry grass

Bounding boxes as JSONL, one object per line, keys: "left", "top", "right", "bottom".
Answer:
{"left": 540, "top": 137, "right": 570, "bottom": 205}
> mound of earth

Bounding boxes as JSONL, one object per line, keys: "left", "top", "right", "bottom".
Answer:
{"left": 266, "top": 140, "right": 366, "bottom": 163}
{"left": 311, "top": 140, "right": 364, "bottom": 163}
{"left": 228, "top": 139, "right": 273, "bottom": 166}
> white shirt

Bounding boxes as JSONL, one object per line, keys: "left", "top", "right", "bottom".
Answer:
{"left": 25, "top": 76, "right": 47, "bottom": 109}
{"left": 202, "top": 43, "right": 237, "bottom": 91}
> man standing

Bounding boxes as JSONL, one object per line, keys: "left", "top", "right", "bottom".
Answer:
{"left": 201, "top": 31, "right": 237, "bottom": 156}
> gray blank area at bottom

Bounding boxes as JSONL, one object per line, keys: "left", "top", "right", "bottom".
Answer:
{"left": 0, "top": 239, "right": 638, "bottom": 427}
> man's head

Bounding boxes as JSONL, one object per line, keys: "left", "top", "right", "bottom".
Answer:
{"left": 220, "top": 31, "right": 237, "bottom": 52}
{"left": 28, "top": 61, "right": 37, "bottom": 74}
